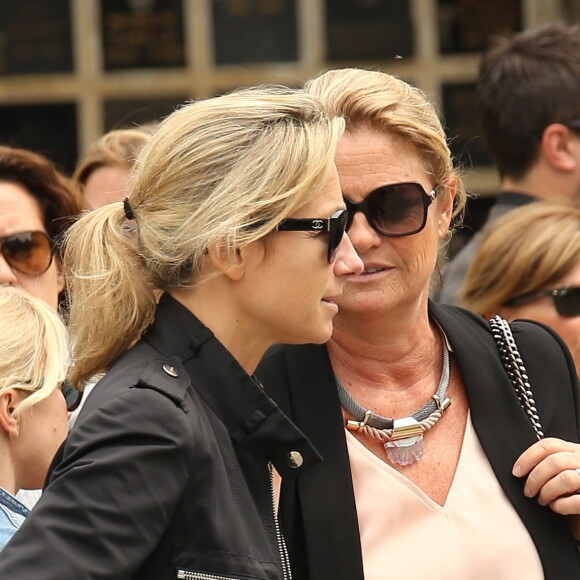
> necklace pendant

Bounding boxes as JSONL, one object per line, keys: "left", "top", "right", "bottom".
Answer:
{"left": 384, "top": 417, "right": 425, "bottom": 465}
{"left": 384, "top": 434, "right": 424, "bottom": 465}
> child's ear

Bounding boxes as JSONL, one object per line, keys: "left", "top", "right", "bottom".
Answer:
{"left": 0, "top": 389, "right": 22, "bottom": 438}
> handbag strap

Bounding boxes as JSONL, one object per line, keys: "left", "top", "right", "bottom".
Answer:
{"left": 488, "top": 315, "right": 544, "bottom": 440}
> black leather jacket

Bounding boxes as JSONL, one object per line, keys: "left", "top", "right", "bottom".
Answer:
{"left": 0, "top": 295, "right": 320, "bottom": 580}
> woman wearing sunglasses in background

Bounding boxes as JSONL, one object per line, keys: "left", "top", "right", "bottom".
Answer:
{"left": 0, "top": 86, "right": 362, "bottom": 579}
{"left": 0, "top": 146, "right": 84, "bottom": 509}
{"left": 257, "top": 69, "right": 580, "bottom": 580}
{"left": 462, "top": 202, "right": 580, "bottom": 376}
{"left": 0, "top": 146, "right": 83, "bottom": 310}
{"left": 0, "top": 286, "right": 70, "bottom": 550}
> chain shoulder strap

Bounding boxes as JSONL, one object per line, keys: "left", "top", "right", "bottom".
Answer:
{"left": 488, "top": 315, "right": 544, "bottom": 440}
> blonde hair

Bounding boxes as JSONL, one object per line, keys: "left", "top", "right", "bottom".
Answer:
{"left": 0, "top": 286, "right": 69, "bottom": 416}
{"left": 64, "top": 86, "right": 344, "bottom": 388}
{"left": 461, "top": 202, "right": 580, "bottom": 316}
{"left": 73, "top": 126, "right": 154, "bottom": 192}
{"left": 304, "top": 68, "right": 467, "bottom": 230}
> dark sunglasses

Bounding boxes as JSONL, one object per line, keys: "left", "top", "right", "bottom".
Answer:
{"left": 562, "top": 120, "right": 580, "bottom": 132}
{"left": 537, "top": 120, "right": 580, "bottom": 139}
{"left": 344, "top": 181, "right": 438, "bottom": 237}
{"left": 0, "top": 230, "right": 54, "bottom": 275}
{"left": 276, "top": 208, "right": 348, "bottom": 263}
{"left": 504, "top": 285, "right": 580, "bottom": 318}
{"left": 61, "top": 379, "right": 83, "bottom": 412}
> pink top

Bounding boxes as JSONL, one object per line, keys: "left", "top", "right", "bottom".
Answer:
{"left": 347, "top": 414, "right": 544, "bottom": 580}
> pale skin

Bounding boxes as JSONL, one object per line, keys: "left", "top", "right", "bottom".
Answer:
{"left": 330, "top": 126, "right": 580, "bottom": 538}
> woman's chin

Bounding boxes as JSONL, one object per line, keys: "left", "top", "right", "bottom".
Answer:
{"left": 289, "top": 324, "right": 334, "bottom": 346}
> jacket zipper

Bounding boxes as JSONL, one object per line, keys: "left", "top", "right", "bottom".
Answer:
{"left": 269, "top": 463, "right": 292, "bottom": 580}
{"left": 176, "top": 571, "right": 247, "bottom": 580}
{"left": 177, "top": 465, "right": 291, "bottom": 580}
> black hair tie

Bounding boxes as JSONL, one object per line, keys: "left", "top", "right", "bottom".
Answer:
{"left": 123, "top": 197, "right": 135, "bottom": 221}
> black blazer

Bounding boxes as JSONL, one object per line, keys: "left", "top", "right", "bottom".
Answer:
{"left": 257, "top": 302, "right": 580, "bottom": 580}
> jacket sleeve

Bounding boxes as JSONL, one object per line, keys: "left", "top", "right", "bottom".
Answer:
{"left": 0, "top": 386, "right": 194, "bottom": 580}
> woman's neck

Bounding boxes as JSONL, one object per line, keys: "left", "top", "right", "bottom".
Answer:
{"left": 328, "top": 307, "right": 440, "bottom": 389}
{"left": 169, "top": 283, "right": 269, "bottom": 376}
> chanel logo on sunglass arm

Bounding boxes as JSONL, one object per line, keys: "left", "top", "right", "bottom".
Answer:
{"left": 275, "top": 209, "right": 347, "bottom": 263}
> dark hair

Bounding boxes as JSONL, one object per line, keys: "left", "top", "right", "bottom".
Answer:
{"left": 0, "top": 146, "right": 83, "bottom": 250}
{"left": 477, "top": 23, "right": 580, "bottom": 179}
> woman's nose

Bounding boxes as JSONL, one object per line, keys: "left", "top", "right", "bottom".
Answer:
{"left": 333, "top": 232, "right": 363, "bottom": 276}
{"left": 346, "top": 211, "right": 383, "bottom": 254}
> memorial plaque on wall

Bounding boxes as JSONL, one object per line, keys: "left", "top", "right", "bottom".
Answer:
{"left": 104, "top": 97, "right": 187, "bottom": 131}
{"left": 213, "top": 0, "right": 297, "bottom": 65}
{"left": 0, "top": 1, "right": 73, "bottom": 75}
{"left": 101, "top": 0, "right": 185, "bottom": 70}
{"left": 438, "top": 0, "right": 522, "bottom": 53}
{"left": 0, "top": 103, "right": 78, "bottom": 174}
{"left": 442, "top": 83, "right": 491, "bottom": 168}
{"left": 326, "top": 0, "right": 412, "bottom": 62}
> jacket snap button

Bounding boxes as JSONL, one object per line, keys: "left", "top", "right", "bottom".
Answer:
{"left": 162, "top": 364, "right": 178, "bottom": 377}
{"left": 287, "top": 451, "right": 303, "bottom": 468}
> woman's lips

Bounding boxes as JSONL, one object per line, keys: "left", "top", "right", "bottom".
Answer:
{"left": 347, "top": 264, "right": 391, "bottom": 282}
{"left": 321, "top": 298, "right": 339, "bottom": 313}
{"left": 363, "top": 267, "right": 384, "bottom": 274}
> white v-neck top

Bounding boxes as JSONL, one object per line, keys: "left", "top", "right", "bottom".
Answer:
{"left": 347, "top": 413, "right": 544, "bottom": 580}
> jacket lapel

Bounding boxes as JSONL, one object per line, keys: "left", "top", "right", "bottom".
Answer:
{"left": 430, "top": 303, "right": 537, "bottom": 486}
{"left": 283, "top": 344, "right": 364, "bottom": 580}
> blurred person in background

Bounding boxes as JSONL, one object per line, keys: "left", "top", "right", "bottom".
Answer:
{"left": 71, "top": 127, "right": 155, "bottom": 411}
{"left": 461, "top": 202, "right": 580, "bottom": 376}
{"left": 0, "top": 145, "right": 83, "bottom": 310}
{"left": 73, "top": 125, "right": 154, "bottom": 210}
{"left": 0, "top": 286, "right": 72, "bottom": 550}
{"left": 438, "top": 23, "right": 580, "bottom": 305}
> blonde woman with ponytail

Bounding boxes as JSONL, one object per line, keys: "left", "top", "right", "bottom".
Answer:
{"left": 0, "top": 86, "right": 362, "bottom": 579}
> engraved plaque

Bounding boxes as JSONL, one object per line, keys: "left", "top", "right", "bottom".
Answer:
{"left": 101, "top": 0, "right": 186, "bottom": 70}
{"left": 438, "top": 0, "right": 522, "bottom": 53}
{"left": 442, "top": 83, "right": 492, "bottom": 168}
{"left": 326, "top": 0, "right": 412, "bottom": 61}
{"left": 0, "top": 103, "right": 78, "bottom": 174}
{"left": 0, "top": 1, "right": 73, "bottom": 75}
{"left": 213, "top": 0, "right": 297, "bottom": 64}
